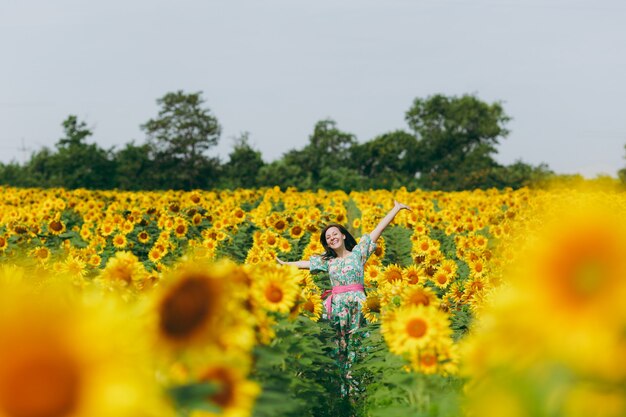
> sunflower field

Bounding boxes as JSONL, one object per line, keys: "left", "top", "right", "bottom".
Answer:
{"left": 0, "top": 184, "right": 625, "bottom": 417}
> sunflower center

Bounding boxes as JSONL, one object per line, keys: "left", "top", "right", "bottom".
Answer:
{"left": 406, "top": 318, "right": 427, "bottom": 338}
{"left": 421, "top": 353, "right": 437, "bottom": 367}
{"left": 569, "top": 258, "right": 605, "bottom": 299}
{"left": 201, "top": 367, "right": 235, "bottom": 408}
{"left": 386, "top": 271, "right": 403, "bottom": 283}
{"left": 366, "top": 296, "right": 381, "bottom": 312}
{"left": 409, "top": 292, "right": 430, "bottom": 306}
{"left": 265, "top": 285, "right": 284, "bottom": 303}
{"left": 436, "top": 274, "right": 448, "bottom": 285}
{"left": 302, "top": 300, "right": 315, "bottom": 313}
{"left": 159, "top": 277, "right": 213, "bottom": 340}
{"left": 49, "top": 221, "right": 63, "bottom": 233}
{"left": 0, "top": 346, "right": 80, "bottom": 417}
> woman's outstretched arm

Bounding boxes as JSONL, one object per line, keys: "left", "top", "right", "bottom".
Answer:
{"left": 368, "top": 200, "right": 411, "bottom": 243}
{"left": 276, "top": 257, "right": 310, "bottom": 270}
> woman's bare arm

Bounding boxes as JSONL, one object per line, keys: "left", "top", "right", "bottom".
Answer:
{"left": 368, "top": 200, "right": 411, "bottom": 243}
{"left": 276, "top": 257, "right": 311, "bottom": 270}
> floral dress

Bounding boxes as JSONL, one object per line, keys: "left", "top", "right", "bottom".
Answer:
{"left": 310, "top": 234, "right": 377, "bottom": 394}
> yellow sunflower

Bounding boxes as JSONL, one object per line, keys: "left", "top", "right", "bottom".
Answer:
{"left": 112, "top": 233, "right": 127, "bottom": 249}
{"left": 47, "top": 216, "right": 66, "bottom": 236}
{"left": 401, "top": 285, "right": 439, "bottom": 308}
{"left": 380, "top": 264, "right": 405, "bottom": 286}
{"left": 98, "top": 251, "right": 147, "bottom": 291}
{"left": 251, "top": 264, "right": 300, "bottom": 314}
{"left": 289, "top": 224, "right": 305, "bottom": 239}
{"left": 152, "top": 260, "right": 239, "bottom": 350}
{"left": 189, "top": 363, "right": 260, "bottom": 417}
{"left": 404, "top": 264, "right": 426, "bottom": 285}
{"left": 137, "top": 230, "right": 151, "bottom": 244}
{"left": 0, "top": 284, "right": 173, "bottom": 417}
{"left": 31, "top": 246, "right": 51, "bottom": 263}
{"left": 382, "top": 304, "right": 451, "bottom": 356}
{"left": 431, "top": 269, "right": 453, "bottom": 289}
{"left": 362, "top": 293, "right": 382, "bottom": 323}
{"left": 299, "top": 290, "right": 323, "bottom": 322}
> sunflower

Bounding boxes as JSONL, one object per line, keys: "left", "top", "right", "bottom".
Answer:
{"left": 468, "top": 257, "right": 487, "bottom": 277}
{"left": 0, "top": 285, "right": 173, "bottom": 417}
{"left": 364, "top": 264, "right": 382, "bottom": 286}
{"left": 137, "top": 230, "right": 151, "bottom": 244}
{"left": 88, "top": 254, "right": 102, "bottom": 268}
{"left": 31, "top": 246, "right": 51, "bottom": 263}
{"left": 80, "top": 226, "right": 92, "bottom": 241}
{"left": 401, "top": 285, "right": 439, "bottom": 308}
{"left": 288, "top": 224, "right": 305, "bottom": 240}
{"left": 61, "top": 253, "right": 87, "bottom": 280}
{"left": 410, "top": 348, "right": 440, "bottom": 375}
{"left": 251, "top": 265, "right": 300, "bottom": 314}
{"left": 153, "top": 261, "right": 233, "bottom": 349}
{"left": 299, "top": 290, "right": 323, "bottom": 322}
{"left": 373, "top": 236, "right": 386, "bottom": 258}
{"left": 382, "top": 304, "right": 451, "bottom": 356}
{"left": 99, "top": 222, "right": 115, "bottom": 237}
{"left": 149, "top": 247, "right": 166, "bottom": 264}
{"left": 98, "top": 251, "right": 148, "bottom": 290}
{"left": 174, "top": 222, "right": 188, "bottom": 239}
{"left": 189, "top": 363, "right": 260, "bottom": 417}
{"left": 431, "top": 269, "right": 453, "bottom": 289}
{"left": 272, "top": 218, "right": 288, "bottom": 233}
{"left": 120, "top": 220, "right": 134, "bottom": 235}
{"left": 47, "top": 216, "right": 66, "bottom": 236}
{"left": 362, "top": 293, "right": 382, "bottom": 323}
{"left": 112, "top": 233, "right": 127, "bottom": 249}
{"left": 404, "top": 264, "right": 426, "bottom": 285}
{"left": 438, "top": 259, "right": 458, "bottom": 277}
{"left": 273, "top": 239, "right": 289, "bottom": 255}
{"left": 264, "top": 231, "right": 279, "bottom": 247}
{"left": 379, "top": 264, "right": 405, "bottom": 286}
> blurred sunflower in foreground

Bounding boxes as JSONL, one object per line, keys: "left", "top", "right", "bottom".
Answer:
{"left": 0, "top": 272, "right": 173, "bottom": 417}
{"left": 461, "top": 191, "right": 626, "bottom": 417}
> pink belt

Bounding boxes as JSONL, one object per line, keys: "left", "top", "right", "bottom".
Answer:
{"left": 321, "top": 284, "right": 365, "bottom": 318}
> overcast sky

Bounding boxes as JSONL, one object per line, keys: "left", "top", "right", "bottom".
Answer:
{"left": 1, "top": 0, "right": 625, "bottom": 177}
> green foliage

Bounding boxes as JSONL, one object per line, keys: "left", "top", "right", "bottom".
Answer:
{"left": 215, "top": 222, "right": 257, "bottom": 263}
{"left": 250, "top": 316, "right": 349, "bottom": 417}
{"left": 141, "top": 90, "right": 222, "bottom": 190}
{"left": 220, "top": 133, "right": 266, "bottom": 189}
{"left": 381, "top": 226, "right": 413, "bottom": 267}
{"left": 351, "top": 324, "right": 464, "bottom": 417}
{"left": 168, "top": 382, "right": 221, "bottom": 415}
{"left": 0, "top": 92, "right": 563, "bottom": 191}
{"left": 406, "top": 94, "right": 511, "bottom": 190}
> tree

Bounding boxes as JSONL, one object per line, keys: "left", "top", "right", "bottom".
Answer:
{"left": 280, "top": 119, "right": 358, "bottom": 189}
{"left": 56, "top": 115, "right": 92, "bottom": 148}
{"left": 349, "top": 130, "right": 421, "bottom": 189}
{"left": 113, "top": 141, "right": 155, "bottom": 190}
{"left": 141, "top": 91, "right": 221, "bottom": 190}
{"left": 619, "top": 145, "right": 626, "bottom": 184}
{"left": 220, "top": 133, "right": 265, "bottom": 189}
{"left": 405, "top": 94, "right": 511, "bottom": 190}
{"left": 50, "top": 115, "right": 115, "bottom": 189}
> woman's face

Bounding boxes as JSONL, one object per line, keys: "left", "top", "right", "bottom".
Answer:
{"left": 325, "top": 226, "right": 345, "bottom": 250}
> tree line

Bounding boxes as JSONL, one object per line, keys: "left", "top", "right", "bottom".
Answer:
{"left": 0, "top": 91, "right": 555, "bottom": 191}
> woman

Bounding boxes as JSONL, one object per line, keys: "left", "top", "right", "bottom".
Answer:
{"left": 277, "top": 200, "right": 411, "bottom": 394}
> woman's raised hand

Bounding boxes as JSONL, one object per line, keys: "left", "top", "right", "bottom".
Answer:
{"left": 394, "top": 200, "right": 411, "bottom": 211}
